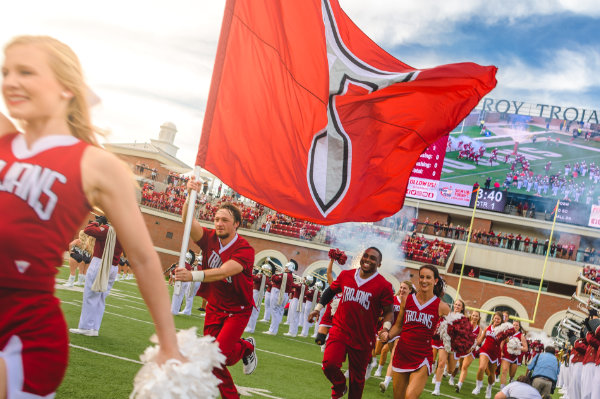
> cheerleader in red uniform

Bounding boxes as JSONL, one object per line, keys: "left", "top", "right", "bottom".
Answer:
{"left": 378, "top": 280, "right": 416, "bottom": 393}
{"left": 499, "top": 320, "right": 527, "bottom": 388}
{"left": 472, "top": 311, "right": 503, "bottom": 398}
{"left": 431, "top": 299, "right": 465, "bottom": 395}
{"left": 379, "top": 265, "right": 450, "bottom": 399}
{"left": 0, "top": 36, "right": 182, "bottom": 399}
{"left": 455, "top": 310, "right": 483, "bottom": 393}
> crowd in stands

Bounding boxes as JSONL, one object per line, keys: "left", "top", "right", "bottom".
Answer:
{"left": 140, "top": 182, "right": 187, "bottom": 214}
{"left": 401, "top": 234, "right": 451, "bottom": 266}
{"left": 414, "top": 220, "right": 579, "bottom": 261}
{"left": 582, "top": 265, "right": 600, "bottom": 294}
{"left": 135, "top": 161, "right": 159, "bottom": 180}
{"left": 196, "top": 195, "right": 263, "bottom": 228}
{"left": 261, "top": 213, "right": 321, "bottom": 240}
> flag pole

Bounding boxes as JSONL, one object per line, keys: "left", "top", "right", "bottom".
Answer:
{"left": 454, "top": 186, "right": 480, "bottom": 301}
{"left": 531, "top": 199, "right": 560, "bottom": 323}
{"left": 173, "top": 166, "right": 201, "bottom": 295}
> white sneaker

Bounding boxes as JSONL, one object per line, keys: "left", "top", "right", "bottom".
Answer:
{"left": 283, "top": 332, "right": 295, "bottom": 337}
{"left": 74, "top": 275, "right": 85, "bottom": 286}
{"left": 432, "top": 388, "right": 441, "bottom": 396}
{"left": 448, "top": 376, "right": 455, "bottom": 386}
{"left": 485, "top": 385, "right": 492, "bottom": 399}
{"left": 379, "top": 381, "right": 387, "bottom": 393}
{"left": 262, "top": 330, "right": 275, "bottom": 335}
{"left": 472, "top": 386, "right": 481, "bottom": 395}
{"left": 178, "top": 311, "right": 191, "bottom": 316}
{"left": 63, "top": 275, "right": 75, "bottom": 287}
{"left": 374, "top": 369, "right": 382, "bottom": 377}
{"left": 242, "top": 337, "right": 257, "bottom": 375}
{"left": 244, "top": 328, "right": 254, "bottom": 333}
{"left": 259, "top": 319, "right": 268, "bottom": 322}
{"left": 365, "top": 362, "right": 375, "bottom": 380}
{"left": 69, "top": 328, "right": 98, "bottom": 337}
{"left": 299, "top": 333, "right": 308, "bottom": 338}
{"left": 126, "top": 274, "right": 134, "bottom": 280}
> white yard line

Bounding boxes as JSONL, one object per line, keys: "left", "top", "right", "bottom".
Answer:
{"left": 69, "top": 343, "right": 142, "bottom": 364}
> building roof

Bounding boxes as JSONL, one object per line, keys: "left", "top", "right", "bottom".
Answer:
{"left": 104, "top": 141, "right": 192, "bottom": 172}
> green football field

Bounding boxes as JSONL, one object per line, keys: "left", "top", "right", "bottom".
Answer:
{"left": 442, "top": 126, "right": 600, "bottom": 200}
{"left": 54, "top": 266, "right": 557, "bottom": 399}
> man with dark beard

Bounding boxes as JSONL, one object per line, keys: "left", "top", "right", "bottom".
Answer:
{"left": 174, "top": 177, "right": 257, "bottom": 399}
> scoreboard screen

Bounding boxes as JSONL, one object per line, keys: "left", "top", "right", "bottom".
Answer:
{"left": 469, "top": 188, "right": 507, "bottom": 212}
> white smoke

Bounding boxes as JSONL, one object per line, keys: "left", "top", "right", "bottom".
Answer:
{"left": 526, "top": 330, "right": 555, "bottom": 348}
{"left": 326, "top": 210, "right": 413, "bottom": 279}
{"left": 448, "top": 135, "right": 486, "bottom": 152}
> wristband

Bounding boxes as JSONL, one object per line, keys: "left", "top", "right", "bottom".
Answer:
{"left": 383, "top": 321, "right": 392, "bottom": 331}
{"left": 314, "top": 303, "right": 324, "bottom": 312}
{"left": 191, "top": 270, "right": 205, "bottom": 282}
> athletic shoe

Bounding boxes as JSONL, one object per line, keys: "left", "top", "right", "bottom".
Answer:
{"left": 448, "top": 376, "right": 455, "bottom": 386}
{"left": 262, "top": 330, "right": 275, "bottom": 335}
{"left": 379, "top": 381, "right": 387, "bottom": 393}
{"left": 485, "top": 385, "right": 492, "bottom": 399}
{"left": 258, "top": 319, "right": 268, "bottom": 322}
{"left": 283, "top": 332, "right": 296, "bottom": 337}
{"left": 374, "top": 369, "right": 382, "bottom": 377}
{"left": 69, "top": 328, "right": 98, "bottom": 337}
{"left": 299, "top": 333, "right": 308, "bottom": 338}
{"left": 365, "top": 361, "right": 375, "bottom": 380}
{"left": 432, "top": 388, "right": 441, "bottom": 396}
{"left": 63, "top": 275, "right": 75, "bottom": 287}
{"left": 455, "top": 384, "right": 461, "bottom": 393}
{"left": 242, "top": 337, "right": 257, "bottom": 375}
{"left": 178, "top": 311, "right": 191, "bottom": 316}
{"left": 472, "top": 386, "right": 481, "bottom": 395}
{"left": 244, "top": 327, "right": 254, "bottom": 333}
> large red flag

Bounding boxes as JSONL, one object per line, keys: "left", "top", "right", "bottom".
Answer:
{"left": 197, "top": 0, "right": 497, "bottom": 225}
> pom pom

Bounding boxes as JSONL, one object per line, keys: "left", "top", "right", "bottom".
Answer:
{"left": 130, "top": 327, "right": 225, "bottom": 399}
{"left": 506, "top": 337, "right": 522, "bottom": 355}
{"left": 330, "top": 296, "right": 341, "bottom": 316}
{"left": 437, "top": 313, "right": 477, "bottom": 356}
{"left": 328, "top": 248, "right": 347, "bottom": 265}
{"left": 494, "top": 322, "right": 516, "bottom": 342}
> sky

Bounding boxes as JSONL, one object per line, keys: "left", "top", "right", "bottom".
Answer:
{"left": 1, "top": 0, "right": 599, "bottom": 168}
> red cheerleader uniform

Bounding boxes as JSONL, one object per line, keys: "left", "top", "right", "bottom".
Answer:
{"left": 479, "top": 324, "right": 502, "bottom": 365}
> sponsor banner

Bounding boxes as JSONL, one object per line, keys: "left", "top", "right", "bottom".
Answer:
{"left": 436, "top": 182, "right": 473, "bottom": 206}
{"left": 410, "top": 135, "right": 449, "bottom": 181}
{"left": 406, "top": 177, "right": 438, "bottom": 200}
{"left": 588, "top": 205, "right": 600, "bottom": 228}
{"left": 555, "top": 200, "right": 589, "bottom": 226}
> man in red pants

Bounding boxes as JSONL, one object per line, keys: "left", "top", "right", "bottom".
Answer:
{"left": 309, "top": 247, "right": 394, "bottom": 399}
{"left": 175, "top": 178, "right": 257, "bottom": 399}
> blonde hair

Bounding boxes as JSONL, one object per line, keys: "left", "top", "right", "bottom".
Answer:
{"left": 4, "top": 35, "right": 98, "bottom": 146}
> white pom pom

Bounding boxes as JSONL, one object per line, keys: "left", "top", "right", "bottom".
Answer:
{"left": 507, "top": 337, "right": 522, "bottom": 356}
{"left": 130, "top": 327, "right": 226, "bottom": 399}
{"left": 494, "top": 322, "right": 513, "bottom": 336}
{"left": 437, "top": 313, "right": 464, "bottom": 352}
{"left": 331, "top": 297, "right": 341, "bottom": 315}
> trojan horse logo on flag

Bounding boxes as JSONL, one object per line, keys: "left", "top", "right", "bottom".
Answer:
{"left": 308, "top": 1, "right": 419, "bottom": 216}
{"left": 197, "top": 0, "right": 497, "bottom": 224}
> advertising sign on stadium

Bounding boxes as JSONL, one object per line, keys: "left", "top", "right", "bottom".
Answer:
{"left": 406, "top": 177, "right": 438, "bottom": 200}
{"left": 436, "top": 182, "right": 473, "bottom": 206}
{"left": 588, "top": 205, "right": 600, "bottom": 228}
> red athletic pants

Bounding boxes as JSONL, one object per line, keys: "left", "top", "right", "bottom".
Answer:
{"left": 322, "top": 336, "right": 371, "bottom": 399}
{"left": 203, "top": 304, "right": 253, "bottom": 399}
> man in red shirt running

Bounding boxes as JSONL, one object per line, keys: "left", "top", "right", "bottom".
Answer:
{"left": 174, "top": 178, "right": 257, "bottom": 399}
{"left": 309, "top": 247, "right": 394, "bottom": 399}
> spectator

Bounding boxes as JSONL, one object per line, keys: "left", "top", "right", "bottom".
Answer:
{"left": 493, "top": 375, "right": 541, "bottom": 399}
{"left": 527, "top": 346, "right": 559, "bottom": 396}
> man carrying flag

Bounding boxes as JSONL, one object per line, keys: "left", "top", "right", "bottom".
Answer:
{"left": 174, "top": 179, "right": 257, "bottom": 399}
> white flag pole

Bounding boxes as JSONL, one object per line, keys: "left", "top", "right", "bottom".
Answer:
{"left": 174, "top": 166, "right": 201, "bottom": 295}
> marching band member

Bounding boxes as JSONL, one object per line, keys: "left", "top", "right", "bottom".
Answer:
{"left": 170, "top": 250, "right": 197, "bottom": 315}
{"left": 245, "top": 268, "right": 265, "bottom": 333}
{"left": 285, "top": 276, "right": 305, "bottom": 337}
{"left": 259, "top": 277, "right": 273, "bottom": 323}
{"left": 299, "top": 280, "right": 317, "bottom": 337}
{"left": 265, "top": 260, "right": 296, "bottom": 335}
